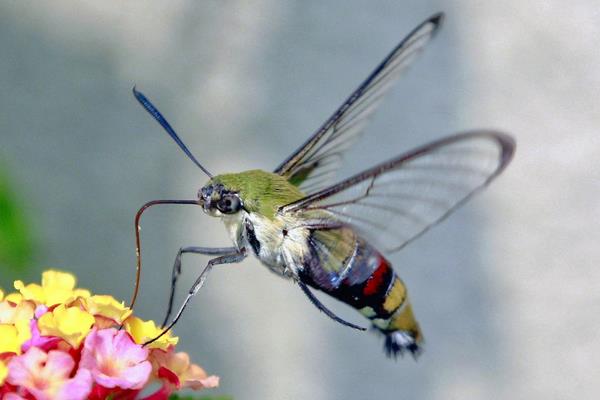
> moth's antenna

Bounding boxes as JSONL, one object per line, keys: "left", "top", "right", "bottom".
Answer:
{"left": 133, "top": 86, "right": 213, "bottom": 178}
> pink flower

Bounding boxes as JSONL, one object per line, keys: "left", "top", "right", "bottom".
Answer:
{"left": 7, "top": 346, "right": 92, "bottom": 400}
{"left": 80, "top": 328, "right": 152, "bottom": 390}
{"left": 21, "top": 319, "right": 61, "bottom": 352}
{"left": 1, "top": 270, "right": 218, "bottom": 398}
{"left": 4, "top": 394, "right": 27, "bottom": 400}
{"left": 22, "top": 305, "right": 60, "bottom": 352}
{"left": 151, "top": 349, "right": 219, "bottom": 391}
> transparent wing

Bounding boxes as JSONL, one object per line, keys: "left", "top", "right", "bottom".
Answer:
{"left": 274, "top": 13, "right": 444, "bottom": 194}
{"left": 280, "top": 132, "right": 515, "bottom": 254}
{"left": 304, "top": 227, "right": 359, "bottom": 290}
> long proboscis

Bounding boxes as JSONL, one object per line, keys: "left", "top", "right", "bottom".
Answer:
{"left": 130, "top": 199, "right": 199, "bottom": 310}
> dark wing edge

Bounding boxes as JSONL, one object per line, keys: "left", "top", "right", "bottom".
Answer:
{"left": 279, "top": 131, "right": 515, "bottom": 253}
{"left": 274, "top": 13, "right": 445, "bottom": 193}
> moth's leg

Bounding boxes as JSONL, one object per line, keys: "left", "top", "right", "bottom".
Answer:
{"left": 145, "top": 249, "right": 247, "bottom": 346}
{"left": 298, "top": 280, "right": 366, "bottom": 331}
{"left": 163, "top": 246, "right": 238, "bottom": 327}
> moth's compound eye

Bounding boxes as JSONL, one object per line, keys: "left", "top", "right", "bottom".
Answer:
{"left": 200, "top": 186, "right": 213, "bottom": 197}
{"left": 217, "top": 194, "right": 242, "bottom": 214}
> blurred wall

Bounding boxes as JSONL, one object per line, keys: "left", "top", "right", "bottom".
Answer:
{"left": 0, "top": 1, "right": 598, "bottom": 399}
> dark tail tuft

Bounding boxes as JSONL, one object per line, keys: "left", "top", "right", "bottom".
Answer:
{"left": 381, "top": 329, "right": 423, "bottom": 360}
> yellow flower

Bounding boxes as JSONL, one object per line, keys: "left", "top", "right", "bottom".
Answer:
{"left": 0, "top": 324, "right": 20, "bottom": 354}
{"left": 0, "top": 319, "right": 30, "bottom": 355}
{"left": 0, "top": 269, "right": 218, "bottom": 398}
{"left": 0, "top": 300, "right": 35, "bottom": 324}
{"left": 13, "top": 270, "right": 90, "bottom": 306}
{"left": 124, "top": 316, "right": 178, "bottom": 350}
{"left": 4, "top": 292, "right": 23, "bottom": 304}
{"left": 38, "top": 304, "right": 95, "bottom": 348}
{"left": 13, "top": 280, "right": 44, "bottom": 303}
{"left": 81, "top": 295, "right": 133, "bottom": 324}
{"left": 0, "top": 359, "right": 7, "bottom": 385}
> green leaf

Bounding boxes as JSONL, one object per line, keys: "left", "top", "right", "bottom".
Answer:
{"left": 0, "top": 165, "right": 34, "bottom": 271}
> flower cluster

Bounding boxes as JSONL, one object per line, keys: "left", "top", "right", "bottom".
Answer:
{"left": 0, "top": 270, "right": 218, "bottom": 399}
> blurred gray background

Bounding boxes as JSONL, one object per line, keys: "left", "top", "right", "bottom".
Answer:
{"left": 1, "top": 1, "right": 599, "bottom": 399}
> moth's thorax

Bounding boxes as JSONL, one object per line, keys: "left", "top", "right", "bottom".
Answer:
{"left": 201, "top": 169, "right": 308, "bottom": 278}
{"left": 220, "top": 211, "right": 244, "bottom": 249}
{"left": 221, "top": 210, "right": 310, "bottom": 279}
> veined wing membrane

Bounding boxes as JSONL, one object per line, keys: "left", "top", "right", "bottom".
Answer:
{"left": 275, "top": 13, "right": 444, "bottom": 194}
{"left": 280, "top": 132, "right": 515, "bottom": 254}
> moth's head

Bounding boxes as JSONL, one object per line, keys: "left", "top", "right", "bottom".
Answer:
{"left": 199, "top": 170, "right": 304, "bottom": 219}
{"left": 198, "top": 180, "right": 243, "bottom": 217}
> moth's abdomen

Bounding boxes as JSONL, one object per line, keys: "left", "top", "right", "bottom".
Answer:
{"left": 309, "top": 238, "right": 423, "bottom": 358}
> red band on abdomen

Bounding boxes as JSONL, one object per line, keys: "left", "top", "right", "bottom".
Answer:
{"left": 363, "top": 257, "right": 391, "bottom": 296}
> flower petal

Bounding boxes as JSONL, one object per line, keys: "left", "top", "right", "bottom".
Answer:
{"left": 4, "top": 292, "right": 23, "bottom": 304}
{"left": 45, "top": 346, "right": 76, "bottom": 379}
{"left": 150, "top": 349, "right": 219, "bottom": 391}
{"left": 22, "top": 318, "right": 60, "bottom": 352}
{"left": 124, "top": 316, "right": 178, "bottom": 350}
{"left": 13, "top": 281, "right": 44, "bottom": 304}
{"left": 95, "top": 361, "right": 152, "bottom": 390}
{"left": 0, "top": 359, "right": 7, "bottom": 385}
{"left": 38, "top": 304, "right": 94, "bottom": 348}
{"left": 56, "top": 368, "right": 93, "bottom": 400}
{"left": 0, "top": 300, "right": 34, "bottom": 325}
{"left": 6, "top": 346, "right": 45, "bottom": 387}
{"left": 8, "top": 347, "right": 92, "bottom": 400}
{"left": 195, "top": 374, "right": 220, "bottom": 389}
{"left": 41, "top": 270, "right": 76, "bottom": 291}
{"left": 81, "top": 328, "right": 152, "bottom": 390}
{"left": 158, "top": 366, "right": 180, "bottom": 388}
{"left": 0, "top": 325, "right": 21, "bottom": 354}
{"left": 40, "top": 270, "right": 91, "bottom": 306}
{"left": 82, "top": 295, "right": 132, "bottom": 324}
{"left": 3, "top": 393, "right": 27, "bottom": 400}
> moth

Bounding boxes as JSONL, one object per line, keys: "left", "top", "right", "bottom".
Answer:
{"left": 130, "top": 12, "right": 515, "bottom": 358}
